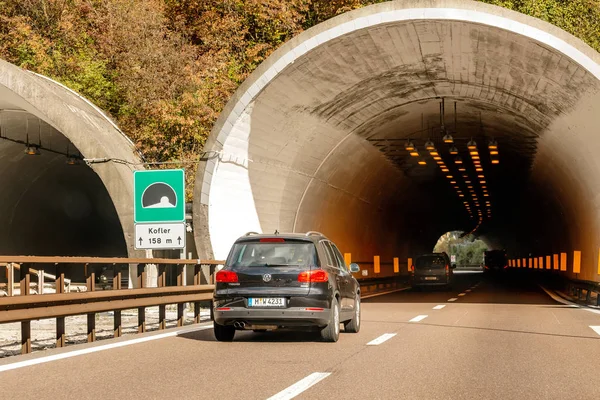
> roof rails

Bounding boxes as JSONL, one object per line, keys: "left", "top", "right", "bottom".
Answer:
{"left": 244, "top": 231, "right": 260, "bottom": 236}
{"left": 305, "top": 231, "right": 326, "bottom": 238}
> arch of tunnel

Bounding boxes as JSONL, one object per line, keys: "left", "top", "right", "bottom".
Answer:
{"left": 0, "top": 58, "right": 141, "bottom": 260}
{"left": 194, "top": 0, "right": 600, "bottom": 282}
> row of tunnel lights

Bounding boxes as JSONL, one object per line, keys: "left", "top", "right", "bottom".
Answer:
{"left": 405, "top": 135, "right": 500, "bottom": 233}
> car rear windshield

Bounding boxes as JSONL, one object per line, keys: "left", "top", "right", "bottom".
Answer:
{"left": 416, "top": 255, "right": 446, "bottom": 268}
{"left": 485, "top": 252, "right": 507, "bottom": 264}
{"left": 227, "top": 240, "right": 317, "bottom": 268}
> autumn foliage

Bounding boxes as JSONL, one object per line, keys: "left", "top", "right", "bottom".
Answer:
{"left": 0, "top": 0, "right": 598, "bottom": 199}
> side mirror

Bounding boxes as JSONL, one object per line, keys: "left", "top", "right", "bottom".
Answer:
{"left": 451, "top": 264, "right": 457, "bottom": 269}
{"left": 349, "top": 263, "right": 360, "bottom": 273}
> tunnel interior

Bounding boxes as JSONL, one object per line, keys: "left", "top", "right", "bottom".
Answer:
{"left": 197, "top": 3, "right": 600, "bottom": 281}
{"left": 0, "top": 107, "right": 127, "bottom": 258}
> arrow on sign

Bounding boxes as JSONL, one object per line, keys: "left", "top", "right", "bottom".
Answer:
{"left": 177, "top": 237, "right": 182, "bottom": 245}
{"left": 138, "top": 237, "right": 143, "bottom": 246}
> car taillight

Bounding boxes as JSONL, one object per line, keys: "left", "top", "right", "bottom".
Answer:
{"left": 216, "top": 270, "right": 238, "bottom": 283}
{"left": 445, "top": 264, "right": 450, "bottom": 273}
{"left": 411, "top": 265, "right": 415, "bottom": 273}
{"left": 298, "top": 269, "right": 328, "bottom": 282}
{"left": 259, "top": 238, "right": 285, "bottom": 242}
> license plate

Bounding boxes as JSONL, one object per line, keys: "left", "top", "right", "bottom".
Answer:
{"left": 424, "top": 276, "right": 437, "bottom": 281}
{"left": 248, "top": 298, "right": 285, "bottom": 307}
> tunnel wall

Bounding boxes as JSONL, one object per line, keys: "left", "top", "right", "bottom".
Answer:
{"left": 526, "top": 90, "right": 600, "bottom": 281}
{"left": 194, "top": 0, "right": 600, "bottom": 281}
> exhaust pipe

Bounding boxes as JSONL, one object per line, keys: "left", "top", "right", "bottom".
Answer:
{"left": 233, "top": 321, "right": 245, "bottom": 329}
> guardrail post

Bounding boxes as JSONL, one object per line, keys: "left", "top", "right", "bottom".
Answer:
{"left": 137, "top": 264, "right": 146, "bottom": 333}
{"left": 177, "top": 264, "right": 185, "bottom": 327}
{"left": 37, "top": 268, "right": 44, "bottom": 294}
{"left": 158, "top": 264, "right": 166, "bottom": 330}
{"left": 194, "top": 264, "right": 202, "bottom": 323}
{"left": 19, "top": 263, "right": 31, "bottom": 354}
{"left": 7, "top": 263, "right": 14, "bottom": 296}
{"left": 113, "top": 264, "right": 122, "bottom": 290}
{"left": 585, "top": 289, "right": 591, "bottom": 303}
{"left": 56, "top": 264, "right": 66, "bottom": 348}
{"left": 113, "top": 264, "right": 122, "bottom": 337}
{"left": 85, "top": 264, "right": 96, "bottom": 342}
{"left": 114, "top": 311, "right": 122, "bottom": 338}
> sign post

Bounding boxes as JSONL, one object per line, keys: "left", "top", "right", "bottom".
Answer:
{"left": 134, "top": 169, "right": 186, "bottom": 250}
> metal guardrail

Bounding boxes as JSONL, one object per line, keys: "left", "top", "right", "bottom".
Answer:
{"left": 0, "top": 256, "right": 224, "bottom": 354}
{"left": 0, "top": 255, "right": 409, "bottom": 356}
{"left": 565, "top": 279, "right": 600, "bottom": 306}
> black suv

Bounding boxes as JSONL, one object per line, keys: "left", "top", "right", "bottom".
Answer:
{"left": 212, "top": 231, "right": 361, "bottom": 342}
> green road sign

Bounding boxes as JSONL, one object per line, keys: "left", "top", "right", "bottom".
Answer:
{"left": 134, "top": 169, "right": 185, "bottom": 223}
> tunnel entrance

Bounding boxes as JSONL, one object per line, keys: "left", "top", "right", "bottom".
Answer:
{"left": 195, "top": 1, "right": 600, "bottom": 282}
{"left": 0, "top": 111, "right": 127, "bottom": 257}
{"left": 0, "top": 57, "right": 145, "bottom": 268}
{"left": 433, "top": 231, "right": 488, "bottom": 268}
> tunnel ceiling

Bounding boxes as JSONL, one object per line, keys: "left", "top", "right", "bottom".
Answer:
{"left": 196, "top": 0, "right": 600, "bottom": 280}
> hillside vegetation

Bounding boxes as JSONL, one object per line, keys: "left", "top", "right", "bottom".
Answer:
{"left": 1, "top": 0, "right": 599, "bottom": 199}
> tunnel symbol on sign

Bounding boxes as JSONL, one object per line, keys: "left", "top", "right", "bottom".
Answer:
{"left": 142, "top": 183, "right": 177, "bottom": 209}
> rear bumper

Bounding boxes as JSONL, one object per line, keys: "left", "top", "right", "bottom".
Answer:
{"left": 213, "top": 306, "right": 331, "bottom": 328}
{"left": 411, "top": 276, "right": 450, "bottom": 286}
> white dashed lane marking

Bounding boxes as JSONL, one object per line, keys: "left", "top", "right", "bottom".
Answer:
{"left": 409, "top": 315, "right": 428, "bottom": 322}
{"left": 267, "top": 372, "right": 331, "bottom": 400}
{"left": 590, "top": 326, "right": 600, "bottom": 336}
{"left": 448, "top": 298, "right": 458, "bottom": 302}
{"left": 433, "top": 305, "right": 446, "bottom": 310}
{"left": 458, "top": 293, "right": 466, "bottom": 297}
{"left": 367, "top": 333, "right": 397, "bottom": 346}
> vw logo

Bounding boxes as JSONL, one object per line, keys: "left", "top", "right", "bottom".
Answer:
{"left": 263, "top": 274, "right": 272, "bottom": 282}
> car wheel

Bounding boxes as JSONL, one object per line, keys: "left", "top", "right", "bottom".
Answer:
{"left": 214, "top": 322, "right": 235, "bottom": 342}
{"left": 344, "top": 294, "right": 360, "bottom": 333}
{"left": 321, "top": 297, "right": 340, "bottom": 342}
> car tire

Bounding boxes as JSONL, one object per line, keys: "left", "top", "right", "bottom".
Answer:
{"left": 214, "top": 322, "right": 235, "bottom": 342}
{"left": 344, "top": 294, "right": 360, "bottom": 333}
{"left": 321, "top": 298, "right": 340, "bottom": 342}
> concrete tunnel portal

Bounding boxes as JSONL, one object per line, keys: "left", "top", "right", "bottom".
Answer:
{"left": 0, "top": 59, "right": 142, "bottom": 262}
{"left": 194, "top": 0, "right": 600, "bottom": 282}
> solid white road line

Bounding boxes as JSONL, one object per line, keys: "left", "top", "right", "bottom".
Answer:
{"left": 458, "top": 293, "right": 466, "bottom": 297}
{"left": 590, "top": 326, "right": 600, "bottom": 336}
{"left": 267, "top": 372, "right": 331, "bottom": 400}
{"left": 0, "top": 324, "right": 214, "bottom": 373}
{"left": 361, "top": 287, "right": 410, "bottom": 299}
{"left": 433, "top": 305, "right": 446, "bottom": 310}
{"left": 409, "top": 315, "right": 428, "bottom": 322}
{"left": 367, "top": 333, "right": 397, "bottom": 346}
{"left": 539, "top": 286, "right": 600, "bottom": 315}
{"left": 447, "top": 298, "right": 458, "bottom": 302}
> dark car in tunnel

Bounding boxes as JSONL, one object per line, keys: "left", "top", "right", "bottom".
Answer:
{"left": 212, "top": 231, "right": 361, "bottom": 342}
{"left": 411, "top": 253, "right": 455, "bottom": 289}
{"left": 483, "top": 250, "right": 508, "bottom": 273}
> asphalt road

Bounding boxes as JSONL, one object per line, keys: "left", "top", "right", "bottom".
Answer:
{"left": 1, "top": 272, "right": 600, "bottom": 399}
